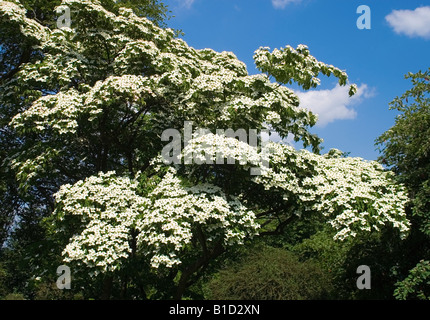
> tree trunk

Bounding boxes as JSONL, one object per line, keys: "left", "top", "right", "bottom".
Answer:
{"left": 100, "top": 275, "right": 113, "bottom": 300}
{"left": 174, "top": 242, "right": 225, "bottom": 300}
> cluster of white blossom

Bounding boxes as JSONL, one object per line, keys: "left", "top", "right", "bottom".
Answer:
{"left": 10, "top": 89, "right": 82, "bottom": 134}
{"left": 180, "top": 131, "right": 267, "bottom": 168}
{"left": 53, "top": 169, "right": 259, "bottom": 271}
{"left": 253, "top": 144, "right": 410, "bottom": 240}
{"left": 175, "top": 136, "right": 410, "bottom": 240}
{"left": 10, "top": 74, "right": 159, "bottom": 135}
{"left": 53, "top": 171, "right": 147, "bottom": 273}
{"left": 136, "top": 168, "right": 259, "bottom": 268}
{"left": 0, "top": 0, "right": 26, "bottom": 19}
{"left": 0, "top": 0, "right": 49, "bottom": 42}
{"left": 309, "top": 155, "right": 410, "bottom": 240}
{"left": 254, "top": 45, "right": 353, "bottom": 92}
{"left": 52, "top": 131, "right": 410, "bottom": 273}
{"left": 85, "top": 75, "right": 157, "bottom": 111}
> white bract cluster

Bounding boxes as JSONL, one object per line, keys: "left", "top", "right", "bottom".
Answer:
{"left": 253, "top": 144, "right": 410, "bottom": 240}
{"left": 53, "top": 169, "right": 259, "bottom": 272}
{"left": 136, "top": 168, "right": 259, "bottom": 268}
{"left": 0, "top": 0, "right": 49, "bottom": 42}
{"left": 180, "top": 131, "right": 268, "bottom": 168}
{"left": 254, "top": 44, "right": 357, "bottom": 96}
{"left": 53, "top": 171, "right": 147, "bottom": 273}
{"left": 174, "top": 135, "right": 410, "bottom": 241}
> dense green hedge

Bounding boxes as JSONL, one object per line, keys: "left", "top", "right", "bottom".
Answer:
{"left": 205, "top": 245, "right": 334, "bottom": 300}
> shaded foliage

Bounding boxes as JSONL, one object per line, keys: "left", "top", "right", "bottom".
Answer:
{"left": 205, "top": 244, "right": 334, "bottom": 300}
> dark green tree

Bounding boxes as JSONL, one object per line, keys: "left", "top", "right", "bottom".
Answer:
{"left": 376, "top": 69, "right": 430, "bottom": 299}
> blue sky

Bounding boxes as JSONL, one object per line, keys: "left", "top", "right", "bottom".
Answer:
{"left": 162, "top": 0, "right": 430, "bottom": 160}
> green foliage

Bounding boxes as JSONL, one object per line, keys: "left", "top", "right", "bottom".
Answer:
{"left": 2, "top": 293, "right": 26, "bottom": 300}
{"left": 394, "top": 260, "right": 430, "bottom": 300}
{"left": 293, "top": 227, "right": 350, "bottom": 276}
{"left": 274, "top": 213, "right": 409, "bottom": 300}
{"left": 0, "top": 263, "right": 8, "bottom": 298}
{"left": 205, "top": 245, "right": 334, "bottom": 300}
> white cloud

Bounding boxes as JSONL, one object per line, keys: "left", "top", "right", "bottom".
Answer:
{"left": 295, "top": 84, "right": 374, "bottom": 127}
{"left": 386, "top": 6, "right": 430, "bottom": 39}
{"left": 272, "top": 0, "right": 302, "bottom": 10}
{"left": 261, "top": 130, "right": 295, "bottom": 146}
{"left": 179, "top": 0, "right": 195, "bottom": 9}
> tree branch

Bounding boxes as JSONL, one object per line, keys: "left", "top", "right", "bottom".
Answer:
{"left": 174, "top": 240, "right": 225, "bottom": 299}
{"left": 259, "top": 214, "right": 297, "bottom": 236}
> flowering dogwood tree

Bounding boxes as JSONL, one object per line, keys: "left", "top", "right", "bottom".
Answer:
{"left": 1, "top": 0, "right": 410, "bottom": 298}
